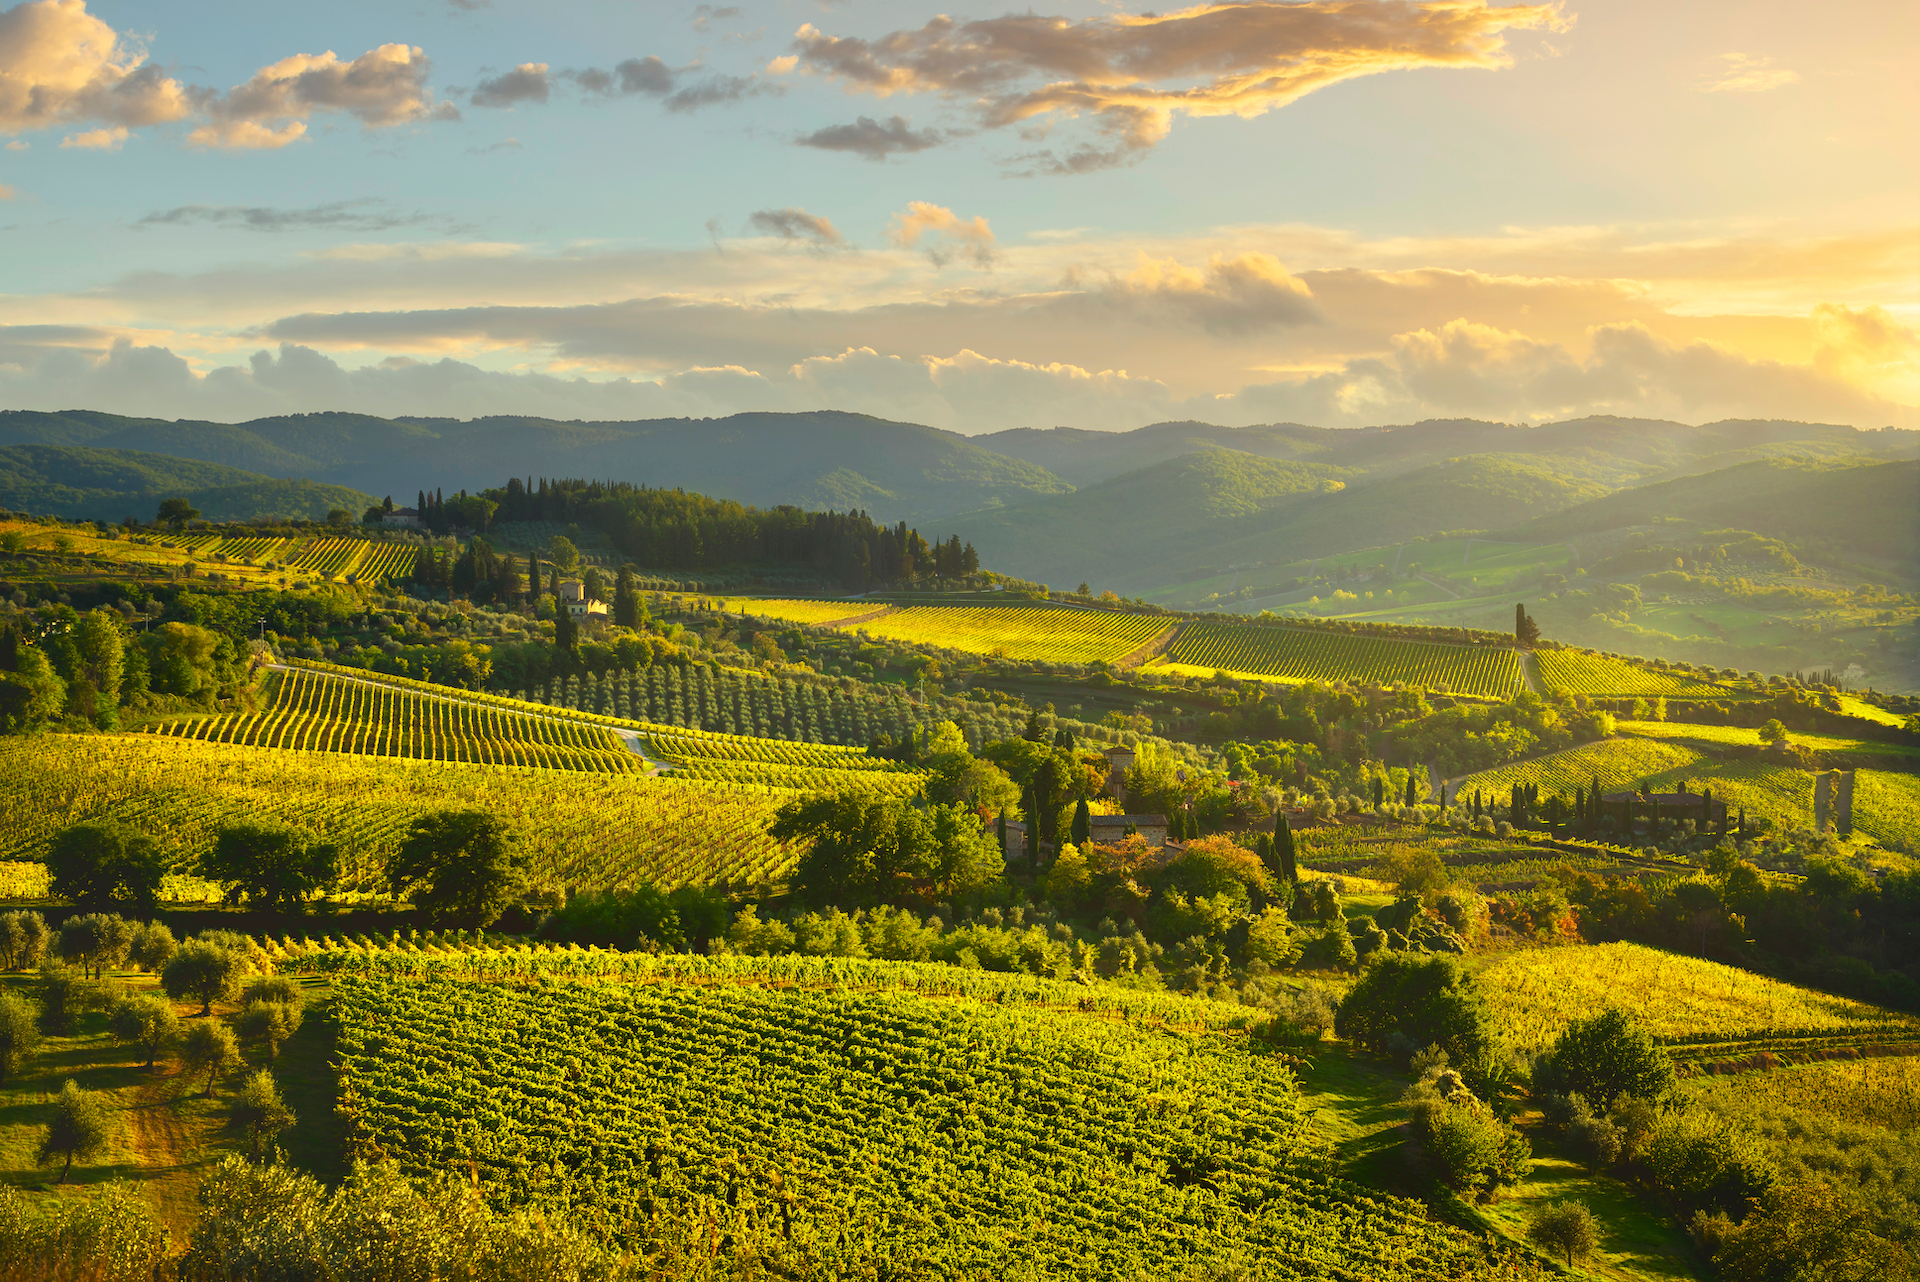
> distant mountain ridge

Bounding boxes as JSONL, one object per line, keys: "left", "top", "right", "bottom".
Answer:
{"left": 0, "top": 408, "right": 1910, "bottom": 584}
{"left": 0, "top": 442, "right": 374, "bottom": 523}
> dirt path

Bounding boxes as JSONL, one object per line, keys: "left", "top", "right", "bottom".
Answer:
{"left": 1519, "top": 649, "right": 1544, "bottom": 696}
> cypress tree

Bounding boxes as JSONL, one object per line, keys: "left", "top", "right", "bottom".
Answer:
{"left": 1275, "top": 814, "right": 1298, "bottom": 883}
{"left": 996, "top": 807, "right": 1008, "bottom": 857}
{"left": 1404, "top": 773, "right": 1417, "bottom": 808}
{"left": 614, "top": 566, "right": 640, "bottom": 627}
{"left": 1071, "top": 798, "right": 1091, "bottom": 846}
{"left": 1372, "top": 777, "right": 1384, "bottom": 811}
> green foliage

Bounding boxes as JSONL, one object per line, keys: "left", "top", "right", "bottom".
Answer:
{"left": 1535, "top": 1007, "right": 1674, "bottom": 1111}
{"left": 163, "top": 939, "right": 249, "bottom": 1016}
{"left": 58, "top": 911, "right": 135, "bottom": 979}
{"left": 0, "top": 1181, "right": 169, "bottom": 1279}
{"left": 1404, "top": 1067, "right": 1531, "bottom": 1195}
{"left": 1525, "top": 1201, "right": 1597, "bottom": 1268}
{"left": 1713, "top": 1180, "right": 1911, "bottom": 1282}
{"left": 237, "top": 1000, "right": 304, "bottom": 1060}
{"left": 0, "top": 637, "right": 65, "bottom": 733}
{"left": 1336, "top": 953, "right": 1497, "bottom": 1087}
{"left": 1165, "top": 623, "right": 1525, "bottom": 698}
{"left": 109, "top": 992, "right": 180, "bottom": 1069}
{"left": 770, "top": 788, "right": 1003, "bottom": 906}
{"left": 129, "top": 920, "right": 177, "bottom": 972}
{"left": 202, "top": 822, "right": 339, "bottom": 911}
{"left": 0, "top": 910, "right": 50, "bottom": 972}
{"left": 387, "top": 810, "right": 528, "bottom": 928}
{"left": 230, "top": 1070, "right": 295, "bottom": 1163}
{"left": 0, "top": 990, "right": 40, "bottom": 1085}
{"left": 45, "top": 821, "right": 165, "bottom": 911}
{"left": 38, "top": 1078, "right": 115, "bottom": 1182}
{"left": 180, "top": 1019, "right": 240, "bottom": 1098}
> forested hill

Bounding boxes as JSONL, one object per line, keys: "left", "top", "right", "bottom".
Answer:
{"left": 3, "top": 408, "right": 1907, "bottom": 533}
{"left": 0, "top": 443, "right": 373, "bottom": 523}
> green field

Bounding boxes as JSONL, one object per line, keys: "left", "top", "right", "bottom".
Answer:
{"left": 1533, "top": 650, "right": 1729, "bottom": 698}
{"left": 326, "top": 962, "right": 1521, "bottom": 1277}
{"left": 0, "top": 734, "right": 799, "bottom": 893}
{"left": 1156, "top": 622, "right": 1525, "bottom": 698}
{"left": 840, "top": 605, "right": 1173, "bottom": 665}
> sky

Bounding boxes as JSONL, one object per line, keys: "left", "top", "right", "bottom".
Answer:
{"left": 0, "top": 0, "right": 1914, "bottom": 434}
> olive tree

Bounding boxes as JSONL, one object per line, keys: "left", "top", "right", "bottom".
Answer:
{"left": 1526, "top": 1201, "right": 1598, "bottom": 1268}
{"left": 387, "top": 811, "right": 526, "bottom": 927}
{"left": 179, "top": 1020, "right": 240, "bottom": 1098}
{"left": 230, "top": 1069, "right": 296, "bottom": 1163}
{"left": 0, "top": 989, "right": 41, "bottom": 1085}
{"left": 38, "top": 1079, "right": 114, "bottom": 1183}
{"left": 162, "top": 939, "right": 248, "bottom": 1016}
{"left": 108, "top": 992, "right": 180, "bottom": 1069}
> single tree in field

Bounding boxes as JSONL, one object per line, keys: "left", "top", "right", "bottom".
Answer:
{"left": 46, "top": 822, "right": 166, "bottom": 912}
{"left": 162, "top": 939, "right": 248, "bottom": 1016}
{"left": 231, "top": 1069, "right": 295, "bottom": 1163}
{"left": 39, "top": 1079, "right": 114, "bottom": 1182}
{"left": 109, "top": 993, "right": 181, "bottom": 1069}
{"left": 386, "top": 811, "right": 527, "bottom": 928}
{"left": 1514, "top": 603, "right": 1541, "bottom": 647}
{"left": 1758, "top": 718, "right": 1789, "bottom": 744}
{"left": 156, "top": 497, "right": 199, "bottom": 529}
{"left": 237, "top": 999, "right": 304, "bottom": 1060}
{"left": 129, "top": 921, "right": 177, "bottom": 973}
{"left": 201, "top": 823, "right": 338, "bottom": 912}
{"left": 0, "top": 989, "right": 41, "bottom": 1085}
{"left": 179, "top": 1019, "right": 240, "bottom": 1098}
{"left": 1526, "top": 1200, "right": 1597, "bottom": 1268}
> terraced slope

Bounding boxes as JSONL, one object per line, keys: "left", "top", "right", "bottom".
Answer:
{"left": 841, "top": 605, "right": 1172, "bottom": 665}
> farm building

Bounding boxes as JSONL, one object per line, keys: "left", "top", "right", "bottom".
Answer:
{"left": 559, "top": 579, "right": 608, "bottom": 619}
{"left": 1001, "top": 814, "right": 1168, "bottom": 861}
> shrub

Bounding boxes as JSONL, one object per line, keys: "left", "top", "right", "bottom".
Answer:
{"left": 1404, "top": 1067, "right": 1531, "bottom": 1195}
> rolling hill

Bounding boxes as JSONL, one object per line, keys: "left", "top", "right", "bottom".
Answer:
{"left": 0, "top": 443, "right": 374, "bottom": 523}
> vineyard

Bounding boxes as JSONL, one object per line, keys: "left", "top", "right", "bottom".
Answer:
{"left": 718, "top": 597, "right": 887, "bottom": 626}
{"left": 1479, "top": 942, "right": 1919, "bottom": 1061}
{"left": 145, "top": 668, "right": 642, "bottom": 773}
{"left": 646, "top": 730, "right": 925, "bottom": 794}
{"left": 284, "top": 538, "right": 367, "bottom": 577}
{"left": 327, "top": 968, "right": 1520, "bottom": 1276}
{"left": 1532, "top": 650, "right": 1729, "bottom": 698}
{"left": 839, "top": 606, "right": 1172, "bottom": 666}
{"left": 1155, "top": 623, "right": 1526, "bottom": 699}
{"left": 0, "top": 734, "right": 799, "bottom": 891}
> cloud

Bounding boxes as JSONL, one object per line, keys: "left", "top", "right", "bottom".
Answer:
{"left": 1701, "top": 53, "right": 1798, "bottom": 93}
{"left": 467, "top": 137, "right": 521, "bottom": 155}
{"left": 748, "top": 206, "right": 844, "bottom": 247}
{"left": 796, "top": 113, "right": 943, "bottom": 160}
{"left": 886, "top": 201, "right": 995, "bottom": 267}
{"left": 471, "top": 62, "right": 549, "bottom": 108}
{"left": 788, "top": 1, "right": 1562, "bottom": 167}
{"left": 59, "top": 124, "right": 124, "bottom": 148}
{"left": 0, "top": 0, "right": 192, "bottom": 135}
{"left": 189, "top": 43, "right": 451, "bottom": 150}
{"left": 3, "top": 139, "right": 25, "bottom": 149}
{"left": 1097, "top": 252, "right": 1322, "bottom": 333}
{"left": 136, "top": 198, "right": 443, "bottom": 233}
{"left": 565, "top": 56, "right": 773, "bottom": 111}
{"left": 692, "top": 5, "right": 742, "bottom": 33}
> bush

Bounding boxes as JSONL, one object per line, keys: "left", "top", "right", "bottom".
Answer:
{"left": 1643, "top": 1112, "right": 1778, "bottom": 1218}
{"left": 1404, "top": 1067, "right": 1531, "bottom": 1196}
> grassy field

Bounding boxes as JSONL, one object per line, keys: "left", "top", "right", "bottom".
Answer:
{"left": 1476, "top": 942, "right": 1919, "bottom": 1058}
{"left": 839, "top": 605, "right": 1173, "bottom": 665}
{"left": 1153, "top": 623, "right": 1526, "bottom": 698}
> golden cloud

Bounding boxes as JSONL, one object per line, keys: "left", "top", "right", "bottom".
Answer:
{"left": 0, "top": 0, "right": 192, "bottom": 134}
{"left": 791, "top": 1, "right": 1563, "bottom": 168}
